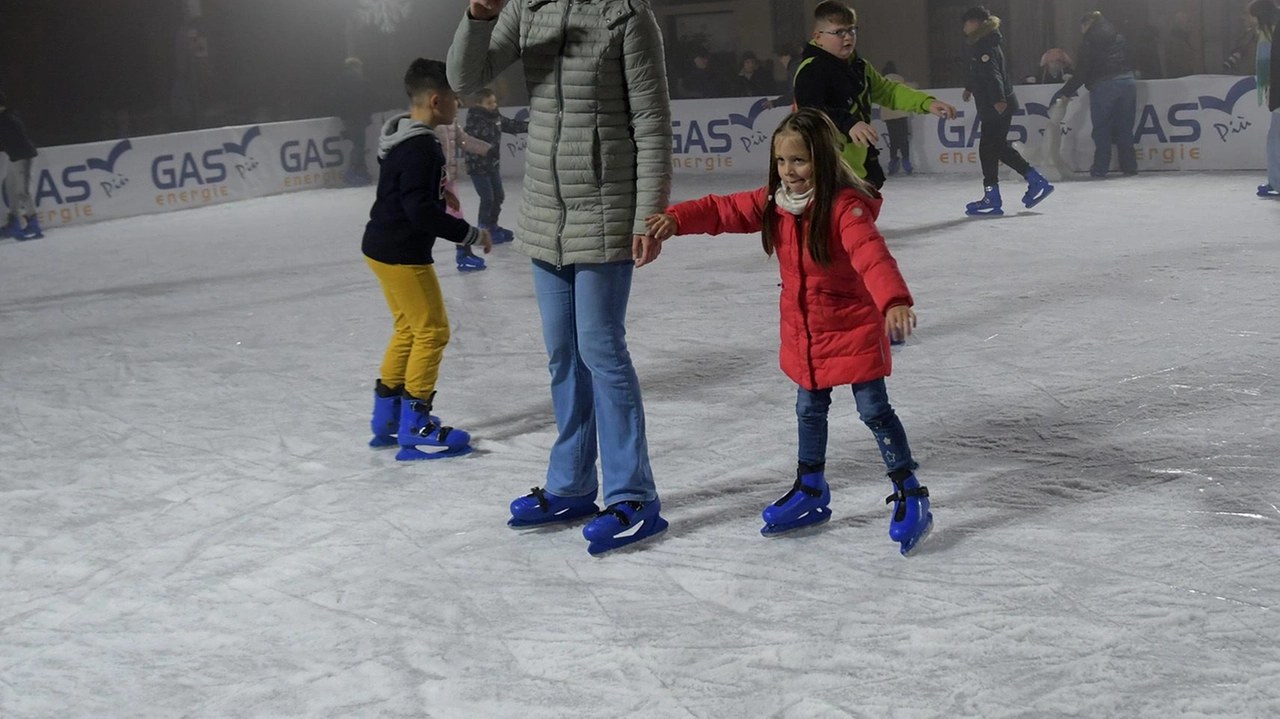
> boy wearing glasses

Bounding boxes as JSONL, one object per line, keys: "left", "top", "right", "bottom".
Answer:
{"left": 794, "top": 1, "right": 956, "bottom": 189}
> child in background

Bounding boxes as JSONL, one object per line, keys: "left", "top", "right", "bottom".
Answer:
{"left": 961, "top": 7, "right": 1054, "bottom": 216}
{"left": 878, "top": 62, "right": 917, "bottom": 176}
{"left": 0, "top": 92, "right": 42, "bottom": 240}
{"left": 793, "top": 1, "right": 956, "bottom": 189}
{"left": 646, "top": 109, "right": 932, "bottom": 556}
{"left": 435, "top": 121, "right": 493, "bottom": 271}
{"left": 363, "top": 58, "right": 492, "bottom": 461}
{"left": 462, "top": 88, "right": 528, "bottom": 244}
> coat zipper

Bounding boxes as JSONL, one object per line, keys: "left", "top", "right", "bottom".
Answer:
{"left": 793, "top": 213, "right": 818, "bottom": 389}
{"left": 550, "top": 0, "right": 573, "bottom": 269}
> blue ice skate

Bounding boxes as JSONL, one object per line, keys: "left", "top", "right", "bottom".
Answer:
{"left": 456, "top": 246, "right": 486, "bottom": 272}
{"left": 583, "top": 498, "right": 668, "bottom": 555}
{"left": 0, "top": 215, "right": 20, "bottom": 239}
{"left": 1022, "top": 168, "right": 1055, "bottom": 209}
{"left": 886, "top": 473, "right": 932, "bottom": 556}
{"left": 1259, "top": 184, "right": 1279, "bottom": 198}
{"left": 369, "top": 381, "right": 401, "bottom": 448}
{"left": 888, "top": 158, "right": 901, "bottom": 176}
{"left": 761, "top": 463, "right": 832, "bottom": 536}
{"left": 508, "top": 487, "right": 601, "bottom": 528}
{"left": 17, "top": 216, "right": 43, "bottom": 240}
{"left": 965, "top": 186, "right": 1004, "bottom": 217}
{"left": 483, "top": 223, "right": 514, "bottom": 244}
{"left": 901, "top": 158, "right": 914, "bottom": 175}
{"left": 396, "top": 391, "right": 472, "bottom": 461}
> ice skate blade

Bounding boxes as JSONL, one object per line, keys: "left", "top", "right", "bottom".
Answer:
{"left": 369, "top": 435, "right": 398, "bottom": 449}
{"left": 898, "top": 515, "right": 934, "bottom": 557}
{"left": 395, "top": 444, "right": 473, "bottom": 461}
{"left": 1023, "top": 186, "right": 1054, "bottom": 209}
{"left": 761, "top": 508, "right": 832, "bottom": 537}
{"left": 588, "top": 516, "right": 669, "bottom": 556}
{"left": 965, "top": 209, "right": 1004, "bottom": 218}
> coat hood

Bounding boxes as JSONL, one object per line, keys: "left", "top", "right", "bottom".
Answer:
{"left": 967, "top": 17, "right": 1002, "bottom": 46}
{"left": 378, "top": 113, "right": 436, "bottom": 160}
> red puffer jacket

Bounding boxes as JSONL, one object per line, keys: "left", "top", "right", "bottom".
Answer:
{"left": 668, "top": 186, "right": 913, "bottom": 391}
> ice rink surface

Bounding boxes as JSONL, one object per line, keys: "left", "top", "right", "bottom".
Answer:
{"left": 2, "top": 172, "right": 1279, "bottom": 718}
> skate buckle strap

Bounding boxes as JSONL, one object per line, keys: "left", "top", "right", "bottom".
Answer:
{"left": 885, "top": 486, "right": 929, "bottom": 505}
{"left": 528, "top": 487, "right": 549, "bottom": 511}
{"left": 596, "top": 501, "right": 644, "bottom": 527}
{"left": 774, "top": 477, "right": 823, "bottom": 507}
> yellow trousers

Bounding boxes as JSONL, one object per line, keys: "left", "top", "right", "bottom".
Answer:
{"left": 365, "top": 258, "right": 451, "bottom": 398}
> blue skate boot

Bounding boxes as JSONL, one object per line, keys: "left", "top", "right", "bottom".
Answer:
{"left": 901, "top": 158, "right": 914, "bottom": 175}
{"left": 583, "top": 498, "right": 669, "bottom": 555}
{"left": 886, "top": 472, "right": 932, "bottom": 556}
{"left": 17, "top": 216, "right": 43, "bottom": 240}
{"left": 369, "top": 380, "right": 402, "bottom": 448}
{"left": 481, "top": 223, "right": 514, "bottom": 245}
{"left": 887, "top": 158, "right": 901, "bottom": 176}
{"left": 761, "top": 462, "right": 832, "bottom": 536}
{"left": 0, "top": 215, "right": 20, "bottom": 239}
{"left": 396, "top": 391, "right": 473, "bottom": 461}
{"left": 965, "top": 185, "right": 1004, "bottom": 217}
{"left": 1259, "top": 184, "right": 1279, "bottom": 198}
{"left": 1022, "top": 168, "right": 1055, "bottom": 209}
{"left": 456, "top": 245, "right": 486, "bottom": 272}
{"left": 508, "top": 487, "right": 601, "bottom": 529}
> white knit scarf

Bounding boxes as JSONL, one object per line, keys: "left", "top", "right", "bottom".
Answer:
{"left": 774, "top": 185, "right": 815, "bottom": 215}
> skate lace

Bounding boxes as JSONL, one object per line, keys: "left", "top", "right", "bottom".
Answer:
{"left": 596, "top": 501, "right": 644, "bottom": 527}
{"left": 885, "top": 486, "right": 930, "bottom": 523}
{"left": 774, "top": 477, "right": 824, "bottom": 507}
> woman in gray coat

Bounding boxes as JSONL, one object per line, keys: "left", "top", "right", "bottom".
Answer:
{"left": 449, "top": 0, "right": 673, "bottom": 555}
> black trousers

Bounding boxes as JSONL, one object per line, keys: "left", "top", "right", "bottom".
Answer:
{"left": 863, "top": 148, "right": 887, "bottom": 190}
{"left": 979, "top": 110, "right": 1031, "bottom": 186}
{"left": 885, "top": 118, "right": 910, "bottom": 161}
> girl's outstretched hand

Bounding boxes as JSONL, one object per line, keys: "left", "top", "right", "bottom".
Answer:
{"left": 645, "top": 213, "right": 677, "bottom": 241}
{"left": 885, "top": 305, "right": 917, "bottom": 342}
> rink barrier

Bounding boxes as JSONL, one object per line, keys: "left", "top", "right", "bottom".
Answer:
{"left": 1, "top": 76, "right": 1269, "bottom": 231}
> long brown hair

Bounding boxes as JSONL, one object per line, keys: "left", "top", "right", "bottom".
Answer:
{"left": 761, "top": 108, "right": 874, "bottom": 265}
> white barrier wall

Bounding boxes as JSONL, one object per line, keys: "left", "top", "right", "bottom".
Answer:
{"left": 3, "top": 76, "right": 1269, "bottom": 230}
{"left": 493, "top": 75, "right": 1271, "bottom": 178}
{"left": 1, "top": 118, "right": 355, "bottom": 231}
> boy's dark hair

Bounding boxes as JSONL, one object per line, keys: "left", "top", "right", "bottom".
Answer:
{"left": 961, "top": 6, "right": 991, "bottom": 24}
{"left": 471, "top": 87, "right": 496, "bottom": 105}
{"left": 814, "top": 1, "right": 856, "bottom": 26}
{"left": 762, "top": 108, "right": 872, "bottom": 266}
{"left": 404, "top": 58, "right": 451, "bottom": 102}
{"left": 1248, "top": 0, "right": 1278, "bottom": 22}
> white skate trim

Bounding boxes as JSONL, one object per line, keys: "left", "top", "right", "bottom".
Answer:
{"left": 614, "top": 519, "right": 646, "bottom": 539}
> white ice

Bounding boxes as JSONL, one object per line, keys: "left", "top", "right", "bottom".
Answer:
{"left": 2, "top": 173, "right": 1279, "bottom": 719}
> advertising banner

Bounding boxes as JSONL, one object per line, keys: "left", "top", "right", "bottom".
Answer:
{"left": 1, "top": 118, "right": 353, "bottom": 231}
{"left": 4, "top": 76, "right": 1269, "bottom": 230}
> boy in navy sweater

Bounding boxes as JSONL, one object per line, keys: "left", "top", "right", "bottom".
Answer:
{"left": 364, "top": 58, "right": 491, "bottom": 461}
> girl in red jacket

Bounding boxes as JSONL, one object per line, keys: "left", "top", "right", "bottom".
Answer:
{"left": 646, "top": 108, "right": 932, "bottom": 556}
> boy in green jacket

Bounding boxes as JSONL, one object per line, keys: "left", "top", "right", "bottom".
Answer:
{"left": 794, "top": 1, "right": 956, "bottom": 188}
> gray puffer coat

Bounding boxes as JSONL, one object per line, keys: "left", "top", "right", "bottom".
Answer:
{"left": 448, "top": 0, "right": 673, "bottom": 266}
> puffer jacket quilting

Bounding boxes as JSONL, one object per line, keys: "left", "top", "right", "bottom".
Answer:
{"left": 448, "top": 0, "right": 673, "bottom": 266}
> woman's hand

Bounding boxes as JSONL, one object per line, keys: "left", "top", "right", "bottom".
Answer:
{"left": 885, "top": 305, "right": 917, "bottom": 342}
{"left": 633, "top": 234, "right": 663, "bottom": 268}
{"left": 469, "top": 0, "right": 506, "bottom": 21}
